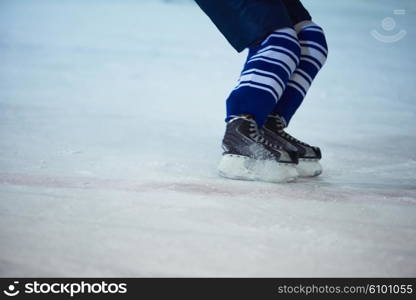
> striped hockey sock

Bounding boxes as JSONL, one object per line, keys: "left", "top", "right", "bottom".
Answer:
{"left": 273, "top": 21, "right": 328, "bottom": 125}
{"left": 226, "top": 27, "right": 301, "bottom": 127}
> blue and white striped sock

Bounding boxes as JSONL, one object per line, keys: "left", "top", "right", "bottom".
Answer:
{"left": 273, "top": 21, "right": 328, "bottom": 125}
{"left": 226, "top": 27, "right": 301, "bottom": 127}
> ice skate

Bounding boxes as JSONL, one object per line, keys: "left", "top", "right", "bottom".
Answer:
{"left": 264, "top": 114, "right": 322, "bottom": 177}
{"left": 218, "top": 115, "right": 299, "bottom": 183}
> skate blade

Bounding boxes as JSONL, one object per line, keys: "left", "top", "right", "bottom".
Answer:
{"left": 218, "top": 154, "right": 298, "bottom": 183}
{"left": 297, "top": 159, "right": 322, "bottom": 177}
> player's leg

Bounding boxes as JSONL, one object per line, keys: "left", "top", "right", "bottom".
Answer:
{"left": 225, "top": 26, "right": 301, "bottom": 127}
{"left": 264, "top": 1, "right": 329, "bottom": 177}
{"left": 272, "top": 20, "right": 328, "bottom": 124}
{"left": 219, "top": 27, "right": 302, "bottom": 183}
{"left": 195, "top": 0, "right": 303, "bottom": 182}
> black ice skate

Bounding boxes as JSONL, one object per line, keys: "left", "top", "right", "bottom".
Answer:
{"left": 218, "top": 115, "right": 299, "bottom": 183}
{"left": 264, "top": 114, "right": 322, "bottom": 177}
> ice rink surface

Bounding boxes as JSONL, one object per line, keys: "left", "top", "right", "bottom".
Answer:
{"left": 0, "top": 0, "right": 415, "bottom": 276}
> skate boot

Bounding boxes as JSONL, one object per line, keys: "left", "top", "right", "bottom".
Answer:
{"left": 218, "top": 115, "right": 299, "bottom": 183}
{"left": 264, "top": 114, "right": 322, "bottom": 177}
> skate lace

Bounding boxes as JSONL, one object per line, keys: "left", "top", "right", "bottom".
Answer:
{"left": 269, "top": 115, "right": 310, "bottom": 147}
{"left": 248, "top": 120, "right": 281, "bottom": 150}
{"left": 280, "top": 130, "right": 309, "bottom": 147}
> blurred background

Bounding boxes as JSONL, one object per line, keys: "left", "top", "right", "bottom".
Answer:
{"left": 0, "top": 0, "right": 415, "bottom": 277}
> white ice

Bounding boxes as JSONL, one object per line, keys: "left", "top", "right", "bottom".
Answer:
{"left": 0, "top": 0, "right": 415, "bottom": 277}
